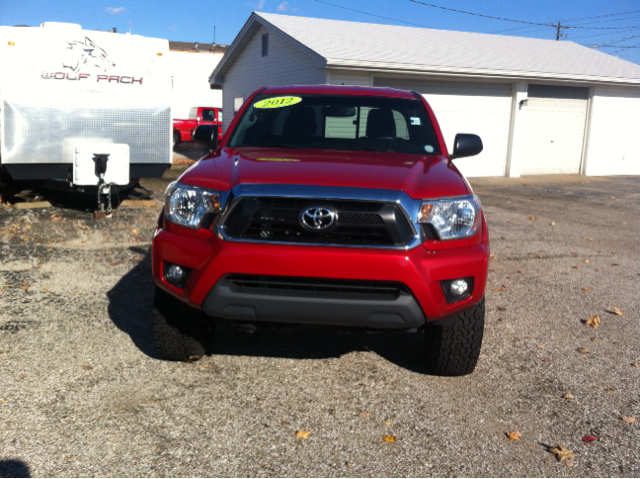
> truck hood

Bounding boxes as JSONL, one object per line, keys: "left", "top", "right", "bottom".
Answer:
{"left": 178, "top": 147, "right": 470, "bottom": 199}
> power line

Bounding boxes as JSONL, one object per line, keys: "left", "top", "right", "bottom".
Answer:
{"left": 310, "top": 0, "right": 430, "bottom": 28}
{"left": 591, "top": 33, "right": 640, "bottom": 48}
{"left": 408, "top": 1, "right": 556, "bottom": 27}
{"left": 408, "top": 1, "right": 640, "bottom": 30}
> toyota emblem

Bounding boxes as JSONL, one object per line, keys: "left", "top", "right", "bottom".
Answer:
{"left": 299, "top": 207, "right": 337, "bottom": 231}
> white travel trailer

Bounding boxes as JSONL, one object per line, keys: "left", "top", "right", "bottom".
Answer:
{"left": 0, "top": 22, "right": 171, "bottom": 196}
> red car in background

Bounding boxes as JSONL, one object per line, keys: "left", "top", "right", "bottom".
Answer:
{"left": 173, "top": 106, "right": 222, "bottom": 150}
{"left": 153, "top": 85, "right": 488, "bottom": 376}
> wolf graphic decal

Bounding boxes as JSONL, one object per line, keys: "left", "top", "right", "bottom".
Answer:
{"left": 62, "top": 37, "right": 116, "bottom": 73}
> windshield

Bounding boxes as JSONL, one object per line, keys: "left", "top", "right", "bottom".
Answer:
{"left": 228, "top": 93, "right": 441, "bottom": 155}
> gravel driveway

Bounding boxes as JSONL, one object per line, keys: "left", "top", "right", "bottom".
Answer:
{"left": 0, "top": 172, "right": 638, "bottom": 477}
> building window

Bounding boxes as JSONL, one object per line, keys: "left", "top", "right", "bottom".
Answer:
{"left": 234, "top": 96, "right": 245, "bottom": 113}
{"left": 261, "top": 33, "right": 269, "bottom": 57}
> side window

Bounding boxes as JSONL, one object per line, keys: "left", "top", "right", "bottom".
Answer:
{"left": 201, "top": 109, "right": 214, "bottom": 121}
{"left": 393, "top": 110, "right": 409, "bottom": 140}
{"left": 188, "top": 107, "right": 197, "bottom": 119}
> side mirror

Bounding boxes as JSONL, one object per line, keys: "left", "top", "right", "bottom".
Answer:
{"left": 450, "top": 134, "right": 483, "bottom": 160}
{"left": 192, "top": 124, "right": 219, "bottom": 150}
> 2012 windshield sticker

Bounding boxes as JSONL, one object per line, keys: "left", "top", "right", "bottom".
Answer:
{"left": 254, "top": 96, "right": 302, "bottom": 108}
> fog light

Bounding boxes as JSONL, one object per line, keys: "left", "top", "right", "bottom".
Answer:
{"left": 450, "top": 279, "right": 469, "bottom": 297}
{"left": 165, "top": 264, "right": 186, "bottom": 286}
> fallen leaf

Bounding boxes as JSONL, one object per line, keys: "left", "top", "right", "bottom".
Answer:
{"left": 108, "top": 261, "right": 119, "bottom": 266}
{"left": 537, "top": 344, "right": 545, "bottom": 349}
{"left": 582, "top": 287, "right": 590, "bottom": 291}
{"left": 591, "top": 336, "right": 598, "bottom": 341}
{"left": 42, "top": 286, "right": 50, "bottom": 291}
{"left": 584, "top": 259, "right": 590, "bottom": 263}
{"left": 610, "top": 307, "right": 623, "bottom": 316}
{"left": 358, "top": 411, "right": 370, "bottom": 418}
{"left": 497, "top": 306, "right": 507, "bottom": 311}
{"left": 345, "top": 462, "right": 353, "bottom": 467}
{"left": 0, "top": 350, "right": 8, "bottom": 354}
{"left": 529, "top": 216, "right": 536, "bottom": 221}
{"left": 494, "top": 287, "right": 505, "bottom": 292}
{"left": 130, "top": 228, "right": 140, "bottom": 234}
{"left": 550, "top": 222, "right": 555, "bottom": 226}
{"left": 549, "top": 445, "right": 574, "bottom": 462}
{"left": 609, "top": 196, "right": 615, "bottom": 199}
{"left": 489, "top": 253, "right": 496, "bottom": 259}
{"left": 185, "top": 355, "right": 200, "bottom": 363}
{"left": 517, "top": 270, "right": 523, "bottom": 274}
{"left": 611, "top": 263, "right": 620, "bottom": 266}
{"left": 632, "top": 362, "right": 638, "bottom": 367}
{"left": 565, "top": 459, "right": 574, "bottom": 468}
{"left": 604, "top": 387, "right": 615, "bottom": 393}
{"left": 200, "top": 363, "right": 213, "bottom": 368}
{"left": 585, "top": 315, "right": 600, "bottom": 329}
{"left": 561, "top": 393, "right": 574, "bottom": 399}
{"left": 536, "top": 254, "right": 543, "bottom": 258}
{"left": 382, "top": 419, "right": 392, "bottom": 425}
{"left": 18, "top": 374, "right": 27, "bottom": 379}
{"left": 80, "top": 365, "right": 93, "bottom": 370}
{"left": 582, "top": 435, "right": 597, "bottom": 443}
{"left": 621, "top": 416, "right": 635, "bottom": 423}
{"left": 539, "top": 357, "right": 549, "bottom": 362}
{"left": 577, "top": 347, "right": 589, "bottom": 354}
{"left": 382, "top": 434, "right": 396, "bottom": 443}
{"left": 295, "top": 430, "right": 311, "bottom": 438}
{"left": 507, "top": 430, "right": 522, "bottom": 440}
{"left": 572, "top": 265, "right": 579, "bottom": 269}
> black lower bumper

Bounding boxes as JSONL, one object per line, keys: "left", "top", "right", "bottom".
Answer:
{"left": 200, "top": 275, "right": 426, "bottom": 329}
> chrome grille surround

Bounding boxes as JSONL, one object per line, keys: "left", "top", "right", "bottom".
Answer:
{"left": 215, "top": 184, "right": 424, "bottom": 250}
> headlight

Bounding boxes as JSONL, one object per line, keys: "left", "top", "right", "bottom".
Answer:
{"left": 418, "top": 194, "right": 481, "bottom": 240}
{"left": 165, "top": 182, "right": 221, "bottom": 229}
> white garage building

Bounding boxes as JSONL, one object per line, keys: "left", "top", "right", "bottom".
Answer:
{"left": 211, "top": 13, "right": 640, "bottom": 178}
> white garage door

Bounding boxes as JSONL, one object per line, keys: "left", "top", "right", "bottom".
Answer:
{"left": 374, "top": 77, "right": 512, "bottom": 177}
{"left": 519, "top": 85, "right": 589, "bottom": 175}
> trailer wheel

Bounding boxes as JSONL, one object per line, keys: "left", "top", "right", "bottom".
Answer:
{"left": 152, "top": 286, "right": 213, "bottom": 361}
{"left": 172, "top": 131, "right": 180, "bottom": 151}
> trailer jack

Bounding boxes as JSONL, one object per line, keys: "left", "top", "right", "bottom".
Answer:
{"left": 93, "top": 153, "right": 114, "bottom": 219}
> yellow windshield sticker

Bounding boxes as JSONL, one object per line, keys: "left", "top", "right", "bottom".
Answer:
{"left": 256, "top": 158, "right": 300, "bottom": 162}
{"left": 254, "top": 96, "right": 302, "bottom": 109}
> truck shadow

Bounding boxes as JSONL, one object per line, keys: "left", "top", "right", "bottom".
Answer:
{"left": 0, "top": 459, "right": 31, "bottom": 478}
{"left": 107, "top": 249, "right": 429, "bottom": 374}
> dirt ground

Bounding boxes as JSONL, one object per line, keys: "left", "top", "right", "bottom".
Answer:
{"left": 0, "top": 170, "right": 638, "bottom": 477}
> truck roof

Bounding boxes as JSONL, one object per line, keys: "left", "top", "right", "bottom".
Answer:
{"left": 260, "top": 84, "right": 417, "bottom": 98}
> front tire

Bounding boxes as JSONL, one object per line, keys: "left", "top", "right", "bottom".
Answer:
{"left": 424, "top": 298, "right": 485, "bottom": 376}
{"left": 172, "top": 131, "right": 180, "bottom": 151}
{"left": 152, "top": 286, "right": 213, "bottom": 361}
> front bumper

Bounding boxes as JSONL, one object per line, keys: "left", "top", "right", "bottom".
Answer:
{"left": 152, "top": 214, "right": 489, "bottom": 326}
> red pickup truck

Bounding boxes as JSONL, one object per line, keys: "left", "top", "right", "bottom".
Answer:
{"left": 173, "top": 107, "right": 222, "bottom": 149}
{"left": 153, "top": 85, "right": 488, "bottom": 376}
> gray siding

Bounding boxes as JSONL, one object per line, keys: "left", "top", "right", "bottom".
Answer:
{"left": 221, "top": 26, "right": 325, "bottom": 133}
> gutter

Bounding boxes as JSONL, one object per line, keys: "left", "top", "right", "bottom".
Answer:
{"left": 326, "top": 59, "right": 640, "bottom": 87}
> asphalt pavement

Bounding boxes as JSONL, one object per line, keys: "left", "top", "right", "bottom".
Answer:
{"left": 0, "top": 171, "right": 638, "bottom": 477}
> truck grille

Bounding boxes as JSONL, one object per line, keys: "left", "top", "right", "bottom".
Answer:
{"left": 220, "top": 197, "right": 414, "bottom": 246}
{"left": 226, "top": 275, "right": 405, "bottom": 300}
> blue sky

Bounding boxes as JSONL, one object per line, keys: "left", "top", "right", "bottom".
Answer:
{"left": 2, "top": 0, "right": 639, "bottom": 64}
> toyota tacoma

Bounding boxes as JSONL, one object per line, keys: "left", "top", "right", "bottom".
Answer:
{"left": 151, "top": 85, "right": 489, "bottom": 376}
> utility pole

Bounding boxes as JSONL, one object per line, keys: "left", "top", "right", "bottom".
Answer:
{"left": 555, "top": 21, "right": 568, "bottom": 41}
